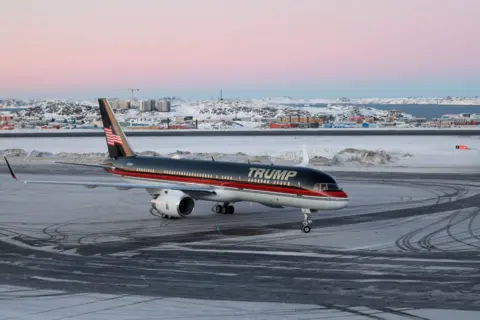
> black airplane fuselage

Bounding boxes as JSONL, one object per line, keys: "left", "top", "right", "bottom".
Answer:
{"left": 103, "top": 155, "right": 346, "bottom": 199}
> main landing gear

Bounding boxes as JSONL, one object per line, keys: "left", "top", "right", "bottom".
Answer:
{"left": 213, "top": 202, "right": 235, "bottom": 215}
{"left": 301, "top": 209, "right": 313, "bottom": 233}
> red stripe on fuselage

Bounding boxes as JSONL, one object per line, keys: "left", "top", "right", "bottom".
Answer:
{"left": 106, "top": 168, "right": 348, "bottom": 199}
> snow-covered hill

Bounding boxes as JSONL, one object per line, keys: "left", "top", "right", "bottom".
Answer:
{"left": 221, "top": 96, "right": 480, "bottom": 105}
{"left": 245, "top": 96, "right": 480, "bottom": 105}
{"left": 353, "top": 97, "right": 480, "bottom": 105}
{"left": 3, "top": 96, "right": 480, "bottom": 111}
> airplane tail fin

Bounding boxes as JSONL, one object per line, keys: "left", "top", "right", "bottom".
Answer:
{"left": 98, "top": 98, "right": 135, "bottom": 159}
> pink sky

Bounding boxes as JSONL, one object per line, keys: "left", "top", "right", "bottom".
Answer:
{"left": 1, "top": 0, "right": 479, "bottom": 98}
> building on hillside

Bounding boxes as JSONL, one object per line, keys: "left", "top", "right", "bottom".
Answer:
{"left": 139, "top": 100, "right": 155, "bottom": 112}
{"left": 275, "top": 116, "right": 324, "bottom": 124}
{"left": 156, "top": 99, "right": 171, "bottom": 112}
{"left": 110, "top": 99, "right": 131, "bottom": 110}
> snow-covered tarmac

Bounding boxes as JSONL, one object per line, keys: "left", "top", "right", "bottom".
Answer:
{"left": 1, "top": 168, "right": 480, "bottom": 319}
{"left": 1, "top": 285, "right": 477, "bottom": 320}
{"left": 2, "top": 135, "right": 480, "bottom": 318}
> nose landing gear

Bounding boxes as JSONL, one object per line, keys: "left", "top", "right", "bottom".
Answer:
{"left": 301, "top": 209, "right": 313, "bottom": 233}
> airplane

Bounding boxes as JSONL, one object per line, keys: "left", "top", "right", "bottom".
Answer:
{"left": 3, "top": 98, "right": 349, "bottom": 233}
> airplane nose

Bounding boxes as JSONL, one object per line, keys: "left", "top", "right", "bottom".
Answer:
{"left": 322, "top": 190, "right": 349, "bottom": 209}
{"left": 328, "top": 198, "right": 348, "bottom": 210}
{"left": 334, "top": 191, "right": 349, "bottom": 208}
{"left": 339, "top": 197, "right": 349, "bottom": 207}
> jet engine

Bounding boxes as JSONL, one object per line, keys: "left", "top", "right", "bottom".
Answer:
{"left": 151, "top": 190, "right": 195, "bottom": 218}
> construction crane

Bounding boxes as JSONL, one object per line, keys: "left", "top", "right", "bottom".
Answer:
{"left": 126, "top": 88, "right": 139, "bottom": 100}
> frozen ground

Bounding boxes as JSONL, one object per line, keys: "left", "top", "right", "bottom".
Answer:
{"left": 0, "top": 285, "right": 477, "bottom": 320}
{"left": 1, "top": 135, "right": 480, "bottom": 172}
{"left": 2, "top": 135, "right": 480, "bottom": 318}
{"left": 1, "top": 170, "right": 480, "bottom": 318}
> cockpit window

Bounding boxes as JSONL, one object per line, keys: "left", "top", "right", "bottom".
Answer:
{"left": 313, "top": 183, "right": 341, "bottom": 191}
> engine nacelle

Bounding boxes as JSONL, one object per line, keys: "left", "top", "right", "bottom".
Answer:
{"left": 151, "top": 190, "right": 195, "bottom": 218}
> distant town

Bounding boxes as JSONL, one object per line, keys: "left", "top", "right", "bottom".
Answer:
{"left": 1, "top": 97, "right": 480, "bottom": 131}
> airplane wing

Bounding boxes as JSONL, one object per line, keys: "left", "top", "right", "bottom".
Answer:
{"left": 53, "top": 160, "right": 113, "bottom": 169}
{"left": 4, "top": 157, "right": 216, "bottom": 193}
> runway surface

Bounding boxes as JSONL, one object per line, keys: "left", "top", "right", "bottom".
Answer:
{"left": 1, "top": 165, "right": 480, "bottom": 319}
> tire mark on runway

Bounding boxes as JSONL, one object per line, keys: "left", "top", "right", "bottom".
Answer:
{"left": 0, "top": 293, "right": 134, "bottom": 320}
{"left": 42, "top": 223, "right": 69, "bottom": 242}
{"left": 51, "top": 296, "right": 165, "bottom": 320}
{"left": 0, "top": 292, "right": 75, "bottom": 302}
{"left": 393, "top": 208, "right": 480, "bottom": 252}
{"left": 445, "top": 209, "right": 480, "bottom": 250}
{"left": 417, "top": 209, "right": 480, "bottom": 252}
{"left": 373, "top": 307, "right": 429, "bottom": 320}
{"left": 468, "top": 210, "right": 480, "bottom": 242}
{"left": 321, "top": 304, "right": 386, "bottom": 320}
{"left": 417, "top": 210, "right": 465, "bottom": 252}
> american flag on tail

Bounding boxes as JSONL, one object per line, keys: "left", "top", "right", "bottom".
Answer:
{"left": 104, "top": 126, "right": 123, "bottom": 146}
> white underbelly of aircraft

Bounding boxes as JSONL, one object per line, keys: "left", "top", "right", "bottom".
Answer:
{"left": 120, "top": 176, "right": 347, "bottom": 211}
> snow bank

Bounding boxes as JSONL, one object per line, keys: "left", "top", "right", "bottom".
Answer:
{"left": 332, "top": 148, "right": 398, "bottom": 166}
{"left": 0, "top": 147, "right": 430, "bottom": 168}
{"left": 1, "top": 136, "right": 479, "bottom": 168}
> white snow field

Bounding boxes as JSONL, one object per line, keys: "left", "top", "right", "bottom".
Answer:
{"left": 1, "top": 135, "right": 480, "bottom": 172}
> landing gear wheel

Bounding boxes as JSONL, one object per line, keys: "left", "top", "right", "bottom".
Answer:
{"left": 214, "top": 204, "right": 224, "bottom": 214}
{"left": 302, "top": 225, "right": 311, "bottom": 233}
{"left": 225, "top": 205, "right": 235, "bottom": 214}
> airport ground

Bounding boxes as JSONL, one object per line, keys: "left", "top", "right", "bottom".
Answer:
{"left": 1, "top": 161, "right": 480, "bottom": 319}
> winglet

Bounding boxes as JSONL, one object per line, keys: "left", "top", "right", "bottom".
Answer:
{"left": 4, "top": 157, "right": 18, "bottom": 180}
{"left": 296, "top": 144, "right": 310, "bottom": 167}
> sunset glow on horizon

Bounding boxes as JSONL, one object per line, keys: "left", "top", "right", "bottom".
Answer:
{"left": 1, "top": 0, "right": 479, "bottom": 99}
